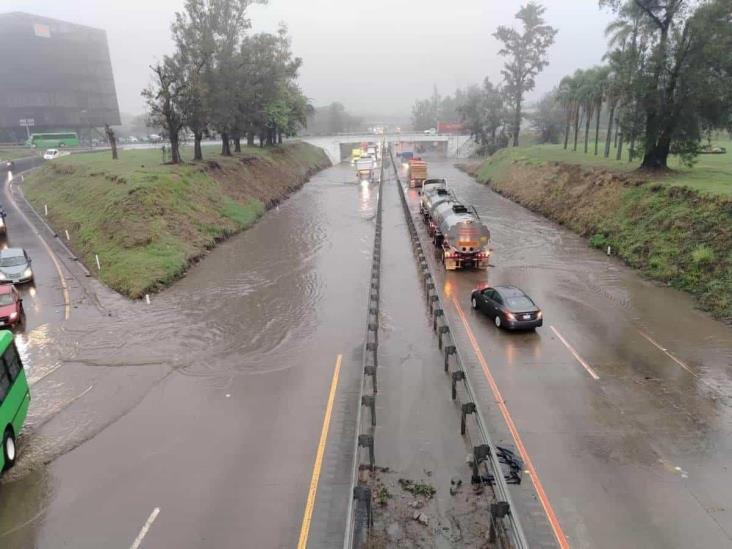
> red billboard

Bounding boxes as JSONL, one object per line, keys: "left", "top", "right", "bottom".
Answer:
{"left": 437, "top": 122, "right": 464, "bottom": 135}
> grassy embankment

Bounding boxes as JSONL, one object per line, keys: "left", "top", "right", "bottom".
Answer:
{"left": 23, "top": 142, "right": 330, "bottom": 298}
{"left": 466, "top": 141, "right": 731, "bottom": 320}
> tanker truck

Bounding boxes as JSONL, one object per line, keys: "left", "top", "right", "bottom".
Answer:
{"left": 420, "top": 185, "right": 451, "bottom": 222}
{"left": 429, "top": 199, "right": 491, "bottom": 270}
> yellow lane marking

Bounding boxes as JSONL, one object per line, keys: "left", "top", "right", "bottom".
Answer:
{"left": 6, "top": 177, "right": 71, "bottom": 320}
{"left": 297, "top": 353, "right": 343, "bottom": 549}
{"left": 550, "top": 325, "right": 600, "bottom": 380}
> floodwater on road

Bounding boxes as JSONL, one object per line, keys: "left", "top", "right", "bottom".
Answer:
{"left": 404, "top": 160, "right": 732, "bottom": 548}
{"left": 0, "top": 154, "right": 730, "bottom": 548}
{"left": 0, "top": 162, "right": 376, "bottom": 548}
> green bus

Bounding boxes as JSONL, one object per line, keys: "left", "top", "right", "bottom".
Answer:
{"left": 0, "top": 331, "right": 30, "bottom": 471}
{"left": 26, "top": 132, "right": 80, "bottom": 149}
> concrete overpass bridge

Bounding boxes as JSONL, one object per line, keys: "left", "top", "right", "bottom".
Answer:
{"left": 301, "top": 133, "right": 476, "bottom": 163}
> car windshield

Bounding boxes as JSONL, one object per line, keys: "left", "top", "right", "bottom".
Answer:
{"left": 506, "top": 296, "right": 535, "bottom": 310}
{"left": 0, "top": 256, "right": 26, "bottom": 267}
{"left": 0, "top": 294, "right": 15, "bottom": 306}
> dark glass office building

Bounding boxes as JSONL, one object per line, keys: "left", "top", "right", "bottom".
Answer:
{"left": 0, "top": 12, "right": 120, "bottom": 140}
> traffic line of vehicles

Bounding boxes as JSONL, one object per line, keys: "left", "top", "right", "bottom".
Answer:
{"left": 417, "top": 177, "right": 543, "bottom": 331}
{"left": 353, "top": 143, "right": 381, "bottom": 182}
{"left": 0, "top": 173, "right": 32, "bottom": 473}
{"left": 419, "top": 178, "right": 491, "bottom": 271}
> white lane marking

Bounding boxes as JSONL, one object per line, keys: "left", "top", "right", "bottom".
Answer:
{"left": 29, "top": 363, "right": 63, "bottom": 387}
{"left": 550, "top": 325, "right": 600, "bottom": 380}
{"left": 130, "top": 507, "right": 160, "bottom": 549}
{"left": 637, "top": 330, "right": 696, "bottom": 376}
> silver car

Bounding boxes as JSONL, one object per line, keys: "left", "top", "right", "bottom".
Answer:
{"left": 0, "top": 248, "right": 33, "bottom": 284}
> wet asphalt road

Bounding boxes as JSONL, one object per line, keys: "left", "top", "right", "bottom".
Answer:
{"left": 403, "top": 160, "right": 732, "bottom": 548}
{"left": 0, "top": 161, "right": 374, "bottom": 548}
{"left": 0, "top": 155, "right": 729, "bottom": 548}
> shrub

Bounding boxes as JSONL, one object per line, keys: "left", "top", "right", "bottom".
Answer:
{"left": 691, "top": 245, "right": 715, "bottom": 266}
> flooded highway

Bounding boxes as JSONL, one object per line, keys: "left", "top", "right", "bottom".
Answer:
{"left": 0, "top": 161, "right": 376, "bottom": 548}
{"left": 0, "top": 153, "right": 730, "bottom": 548}
{"left": 405, "top": 160, "right": 732, "bottom": 548}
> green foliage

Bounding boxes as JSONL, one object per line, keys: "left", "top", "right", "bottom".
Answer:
{"left": 589, "top": 233, "right": 608, "bottom": 249}
{"left": 398, "top": 479, "right": 436, "bottom": 499}
{"left": 494, "top": 2, "right": 558, "bottom": 146}
{"left": 376, "top": 486, "right": 392, "bottom": 506}
{"left": 691, "top": 245, "right": 715, "bottom": 266}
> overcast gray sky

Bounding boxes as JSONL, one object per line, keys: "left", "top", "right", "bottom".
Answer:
{"left": 4, "top": 0, "right": 615, "bottom": 118}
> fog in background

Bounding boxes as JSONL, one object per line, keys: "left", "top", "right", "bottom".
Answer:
{"left": 3, "top": 0, "right": 615, "bottom": 119}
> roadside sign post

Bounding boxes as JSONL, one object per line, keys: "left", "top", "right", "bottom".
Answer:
{"left": 19, "top": 118, "right": 35, "bottom": 144}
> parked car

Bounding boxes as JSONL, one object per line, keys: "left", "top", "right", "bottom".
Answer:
{"left": 0, "top": 248, "right": 33, "bottom": 284}
{"left": 424, "top": 128, "right": 437, "bottom": 136}
{"left": 1, "top": 159, "right": 14, "bottom": 171}
{"left": 0, "top": 285, "right": 23, "bottom": 328}
{"left": 43, "top": 149, "right": 60, "bottom": 160}
{"left": 470, "top": 285, "right": 543, "bottom": 330}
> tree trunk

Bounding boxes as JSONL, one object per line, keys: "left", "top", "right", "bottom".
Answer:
{"left": 277, "top": 131, "right": 283, "bottom": 145}
{"left": 247, "top": 132, "right": 255, "bottom": 147}
{"left": 512, "top": 95, "right": 522, "bottom": 147}
{"left": 594, "top": 103, "right": 601, "bottom": 156}
{"left": 193, "top": 131, "right": 203, "bottom": 161}
{"left": 613, "top": 116, "right": 620, "bottom": 149}
{"left": 604, "top": 102, "right": 616, "bottom": 158}
{"left": 234, "top": 135, "right": 241, "bottom": 153}
{"left": 563, "top": 108, "right": 571, "bottom": 150}
{"left": 616, "top": 133, "right": 623, "bottom": 161}
{"left": 259, "top": 133, "right": 266, "bottom": 148}
{"left": 572, "top": 105, "right": 581, "bottom": 151}
{"left": 583, "top": 105, "right": 592, "bottom": 154}
{"left": 221, "top": 132, "right": 231, "bottom": 156}
{"left": 628, "top": 133, "right": 636, "bottom": 163}
{"left": 640, "top": 134, "right": 670, "bottom": 169}
{"left": 170, "top": 132, "right": 181, "bottom": 164}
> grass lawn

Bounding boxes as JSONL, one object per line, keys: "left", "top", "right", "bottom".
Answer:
{"left": 23, "top": 142, "right": 328, "bottom": 297}
{"left": 478, "top": 139, "right": 732, "bottom": 196}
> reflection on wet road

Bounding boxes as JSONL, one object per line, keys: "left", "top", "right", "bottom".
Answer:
{"left": 406, "top": 161, "right": 732, "bottom": 548}
{"left": 0, "top": 161, "right": 376, "bottom": 548}
{"left": 0, "top": 156, "right": 730, "bottom": 548}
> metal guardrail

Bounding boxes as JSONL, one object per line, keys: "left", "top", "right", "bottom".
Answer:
{"left": 388, "top": 147, "right": 530, "bottom": 549}
{"left": 343, "top": 148, "right": 385, "bottom": 548}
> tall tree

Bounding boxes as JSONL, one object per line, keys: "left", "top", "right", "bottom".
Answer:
{"left": 529, "top": 88, "right": 565, "bottom": 144}
{"left": 142, "top": 56, "right": 186, "bottom": 163}
{"left": 602, "top": 0, "right": 732, "bottom": 168}
{"left": 494, "top": 2, "right": 558, "bottom": 146}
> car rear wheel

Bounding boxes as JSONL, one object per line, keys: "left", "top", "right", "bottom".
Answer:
{"left": 471, "top": 297, "right": 477, "bottom": 309}
{"left": 494, "top": 315, "right": 502, "bottom": 329}
{"left": 2, "top": 428, "right": 16, "bottom": 470}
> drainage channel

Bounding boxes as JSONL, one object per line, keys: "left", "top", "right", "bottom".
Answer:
{"left": 343, "top": 149, "right": 527, "bottom": 548}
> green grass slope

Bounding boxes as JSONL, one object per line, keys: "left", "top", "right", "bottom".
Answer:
{"left": 23, "top": 142, "right": 330, "bottom": 297}
{"left": 467, "top": 146, "right": 732, "bottom": 320}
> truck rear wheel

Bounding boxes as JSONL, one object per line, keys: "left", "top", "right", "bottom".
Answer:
{"left": 3, "top": 428, "right": 16, "bottom": 470}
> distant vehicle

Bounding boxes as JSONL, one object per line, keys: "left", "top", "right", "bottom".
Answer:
{"left": 0, "top": 330, "right": 30, "bottom": 471}
{"left": 351, "top": 148, "right": 362, "bottom": 165}
{"left": 148, "top": 134, "right": 163, "bottom": 143}
{"left": 26, "top": 132, "right": 80, "bottom": 149}
{"left": 0, "top": 248, "right": 33, "bottom": 284}
{"left": 128, "top": 136, "right": 139, "bottom": 143}
{"left": 355, "top": 157, "right": 376, "bottom": 182}
{"left": 399, "top": 151, "right": 414, "bottom": 168}
{"left": 1, "top": 159, "right": 13, "bottom": 171}
{"left": 424, "top": 128, "right": 437, "bottom": 136}
{"left": 0, "top": 208, "right": 6, "bottom": 236}
{"left": 471, "top": 285, "right": 543, "bottom": 330}
{"left": 407, "top": 158, "right": 428, "bottom": 188}
{"left": 0, "top": 286, "right": 23, "bottom": 328}
{"left": 43, "top": 149, "right": 60, "bottom": 160}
